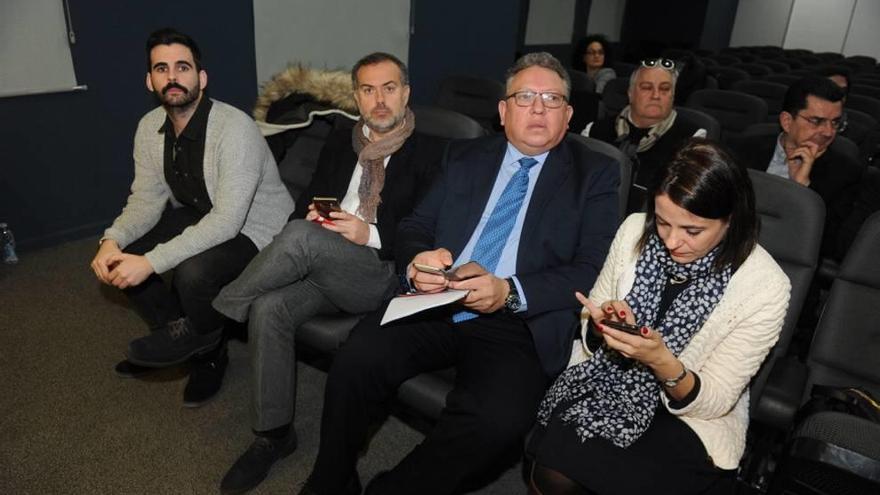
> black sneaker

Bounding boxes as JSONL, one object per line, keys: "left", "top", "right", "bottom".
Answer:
{"left": 220, "top": 432, "right": 299, "bottom": 494}
{"left": 126, "top": 317, "right": 222, "bottom": 367}
{"left": 114, "top": 359, "right": 157, "bottom": 379}
{"left": 182, "top": 345, "right": 229, "bottom": 408}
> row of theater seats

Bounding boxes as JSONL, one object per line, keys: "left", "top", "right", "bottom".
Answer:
{"left": 262, "top": 66, "right": 879, "bottom": 491}
{"left": 429, "top": 44, "right": 880, "bottom": 169}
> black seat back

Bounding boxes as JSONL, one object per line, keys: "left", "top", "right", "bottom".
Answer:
{"left": 806, "top": 211, "right": 880, "bottom": 397}
{"left": 435, "top": 75, "right": 505, "bottom": 133}
{"left": 674, "top": 106, "right": 721, "bottom": 141}
{"left": 601, "top": 77, "right": 630, "bottom": 118}
{"left": 748, "top": 169, "right": 826, "bottom": 413}
{"left": 411, "top": 105, "right": 487, "bottom": 140}
{"left": 731, "top": 80, "right": 788, "bottom": 121}
{"left": 685, "top": 89, "right": 768, "bottom": 140}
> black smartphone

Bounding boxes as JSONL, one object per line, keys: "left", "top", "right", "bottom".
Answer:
{"left": 600, "top": 318, "right": 643, "bottom": 336}
{"left": 312, "top": 197, "right": 341, "bottom": 218}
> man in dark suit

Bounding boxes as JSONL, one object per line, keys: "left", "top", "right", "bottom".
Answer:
{"left": 299, "top": 52, "right": 620, "bottom": 495}
{"left": 727, "top": 77, "right": 862, "bottom": 257}
{"left": 211, "top": 52, "right": 444, "bottom": 494}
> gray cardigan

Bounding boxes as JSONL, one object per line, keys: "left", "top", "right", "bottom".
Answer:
{"left": 104, "top": 99, "right": 294, "bottom": 274}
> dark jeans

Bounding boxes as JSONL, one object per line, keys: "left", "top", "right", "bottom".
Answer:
{"left": 122, "top": 206, "right": 257, "bottom": 334}
{"left": 308, "top": 308, "right": 550, "bottom": 495}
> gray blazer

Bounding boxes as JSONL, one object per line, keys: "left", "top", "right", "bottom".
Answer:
{"left": 104, "top": 99, "right": 294, "bottom": 273}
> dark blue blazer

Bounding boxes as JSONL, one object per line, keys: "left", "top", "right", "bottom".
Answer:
{"left": 396, "top": 133, "right": 620, "bottom": 376}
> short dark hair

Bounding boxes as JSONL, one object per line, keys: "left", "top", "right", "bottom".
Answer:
{"left": 816, "top": 64, "right": 851, "bottom": 97}
{"left": 351, "top": 52, "right": 409, "bottom": 89}
{"left": 782, "top": 76, "right": 845, "bottom": 115}
{"left": 146, "top": 28, "right": 203, "bottom": 71}
{"left": 506, "top": 52, "right": 571, "bottom": 98}
{"left": 639, "top": 138, "right": 758, "bottom": 271}
{"left": 572, "top": 34, "right": 613, "bottom": 71}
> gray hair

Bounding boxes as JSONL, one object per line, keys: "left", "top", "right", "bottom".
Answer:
{"left": 505, "top": 52, "right": 571, "bottom": 98}
{"left": 628, "top": 63, "right": 680, "bottom": 92}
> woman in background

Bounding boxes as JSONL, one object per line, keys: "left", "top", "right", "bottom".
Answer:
{"left": 572, "top": 34, "right": 616, "bottom": 93}
{"left": 526, "top": 139, "right": 791, "bottom": 494}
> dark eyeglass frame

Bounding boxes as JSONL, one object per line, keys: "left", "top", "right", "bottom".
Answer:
{"left": 505, "top": 90, "right": 568, "bottom": 109}
{"left": 795, "top": 113, "right": 848, "bottom": 132}
{"left": 640, "top": 58, "right": 676, "bottom": 71}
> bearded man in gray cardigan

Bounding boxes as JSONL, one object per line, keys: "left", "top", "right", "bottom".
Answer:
{"left": 89, "top": 28, "right": 294, "bottom": 407}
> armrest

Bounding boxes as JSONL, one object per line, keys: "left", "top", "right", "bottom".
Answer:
{"left": 752, "top": 356, "right": 809, "bottom": 431}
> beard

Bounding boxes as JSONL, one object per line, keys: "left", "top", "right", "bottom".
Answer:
{"left": 155, "top": 81, "right": 200, "bottom": 109}
{"left": 363, "top": 105, "right": 406, "bottom": 134}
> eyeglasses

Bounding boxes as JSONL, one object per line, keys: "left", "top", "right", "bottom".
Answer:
{"left": 585, "top": 49, "right": 604, "bottom": 56}
{"left": 795, "top": 113, "right": 847, "bottom": 132}
{"left": 506, "top": 90, "right": 568, "bottom": 109}
{"left": 640, "top": 58, "right": 676, "bottom": 71}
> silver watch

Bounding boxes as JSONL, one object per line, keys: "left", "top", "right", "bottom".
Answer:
{"left": 661, "top": 364, "right": 688, "bottom": 388}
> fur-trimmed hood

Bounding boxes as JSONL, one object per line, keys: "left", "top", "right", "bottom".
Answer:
{"left": 253, "top": 65, "right": 359, "bottom": 122}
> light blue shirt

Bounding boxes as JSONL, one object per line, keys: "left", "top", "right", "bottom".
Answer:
{"left": 767, "top": 133, "right": 790, "bottom": 179}
{"left": 453, "top": 144, "right": 550, "bottom": 312}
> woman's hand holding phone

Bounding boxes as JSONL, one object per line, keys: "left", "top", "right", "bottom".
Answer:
{"left": 576, "top": 292, "right": 672, "bottom": 367}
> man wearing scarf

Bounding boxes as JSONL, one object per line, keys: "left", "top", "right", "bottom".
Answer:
{"left": 583, "top": 59, "right": 705, "bottom": 213}
{"left": 211, "top": 53, "right": 444, "bottom": 494}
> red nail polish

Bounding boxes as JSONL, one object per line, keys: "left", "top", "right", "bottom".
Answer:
{"left": 640, "top": 326, "right": 649, "bottom": 336}
{"left": 597, "top": 324, "right": 604, "bottom": 333}
{"left": 605, "top": 307, "right": 613, "bottom": 313}
{"left": 619, "top": 311, "right": 626, "bottom": 318}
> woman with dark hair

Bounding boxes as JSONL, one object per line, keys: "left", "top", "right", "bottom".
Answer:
{"left": 572, "top": 34, "right": 616, "bottom": 93}
{"left": 526, "top": 139, "right": 791, "bottom": 494}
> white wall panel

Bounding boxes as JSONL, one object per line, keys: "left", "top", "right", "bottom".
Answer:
{"left": 784, "top": 0, "right": 855, "bottom": 52}
{"left": 253, "top": 0, "right": 410, "bottom": 85}
{"left": 729, "top": 0, "right": 793, "bottom": 47}
{"left": 586, "top": 0, "right": 626, "bottom": 41}
{"left": 525, "top": 0, "right": 576, "bottom": 45}
{"left": 0, "top": 0, "right": 79, "bottom": 97}
{"left": 843, "top": 0, "right": 880, "bottom": 59}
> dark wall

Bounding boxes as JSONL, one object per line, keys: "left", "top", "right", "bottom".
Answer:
{"left": 700, "top": 0, "right": 739, "bottom": 52}
{"left": 620, "top": 0, "right": 710, "bottom": 59}
{"left": 407, "top": 0, "right": 528, "bottom": 104}
{"left": 0, "top": 0, "right": 257, "bottom": 251}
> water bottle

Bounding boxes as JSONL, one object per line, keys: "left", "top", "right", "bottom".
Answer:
{"left": 1, "top": 223, "right": 18, "bottom": 264}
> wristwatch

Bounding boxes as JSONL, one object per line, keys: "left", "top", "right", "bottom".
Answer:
{"left": 661, "top": 363, "right": 688, "bottom": 388}
{"left": 504, "top": 278, "right": 521, "bottom": 312}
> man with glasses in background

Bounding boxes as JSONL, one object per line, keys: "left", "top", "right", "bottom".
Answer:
{"left": 297, "top": 52, "right": 619, "bottom": 495}
{"left": 728, "top": 76, "right": 862, "bottom": 258}
{"left": 581, "top": 58, "right": 706, "bottom": 213}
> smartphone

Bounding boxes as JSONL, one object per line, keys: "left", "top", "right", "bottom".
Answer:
{"left": 414, "top": 261, "right": 484, "bottom": 282}
{"left": 600, "top": 318, "right": 644, "bottom": 336}
{"left": 414, "top": 263, "right": 448, "bottom": 277}
{"left": 312, "top": 197, "right": 341, "bottom": 218}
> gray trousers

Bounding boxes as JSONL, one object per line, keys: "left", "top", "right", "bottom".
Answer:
{"left": 212, "top": 219, "right": 397, "bottom": 431}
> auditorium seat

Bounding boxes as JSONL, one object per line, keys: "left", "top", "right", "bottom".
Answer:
{"left": 731, "top": 80, "right": 788, "bottom": 121}
{"left": 435, "top": 75, "right": 505, "bottom": 133}
{"left": 685, "top": 89, "right": 767, "bottom": 140}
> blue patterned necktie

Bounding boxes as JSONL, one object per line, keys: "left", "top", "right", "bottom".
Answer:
{"left": 453, "top": 156, "right": 538, "bottom": 323}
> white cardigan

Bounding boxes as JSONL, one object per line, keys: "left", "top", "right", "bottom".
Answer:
{"left": 570, "top": 214, "right": 791, "bottom": 469}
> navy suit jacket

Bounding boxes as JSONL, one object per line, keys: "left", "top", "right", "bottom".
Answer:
{"left": 396, "top": 133, "right": 620, "bottom": 376}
